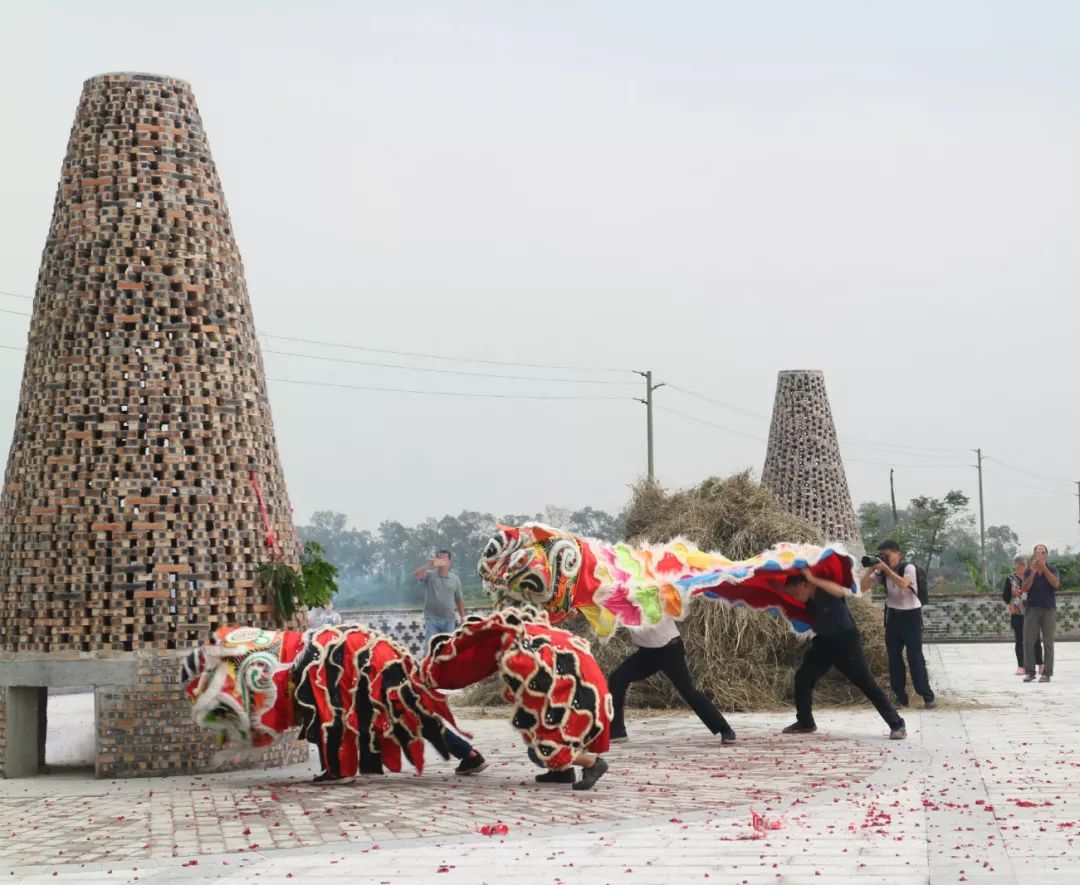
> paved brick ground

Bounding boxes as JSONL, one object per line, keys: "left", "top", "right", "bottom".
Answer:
{"left": 2, "top": 643, "right": 1078, "bottom": 883}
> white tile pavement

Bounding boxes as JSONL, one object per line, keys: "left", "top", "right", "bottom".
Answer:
{"left": 1, "top": 643, "right": 1078, "bottom": 883}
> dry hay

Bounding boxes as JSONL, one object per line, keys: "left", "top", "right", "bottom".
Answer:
{"left": 463, "top": 471, "right": 892, "bottom": 712}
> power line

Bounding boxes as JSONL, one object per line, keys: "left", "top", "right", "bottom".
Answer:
{"left": 267, "top": 377, "right": 636, "bottom": 402}
{"left": 655, "top": 405, "right": 770, "bottom": 442}
{"left": 665, "top": 379, "right": 969, "bottom": 458}
{"left": 259, "top": 331, "right": 633, "bottom": 375}
{"left": 0, "top": 307, "right": 31, "bottom": 317}
{"left": 665, "top": 383, "right": 769, "bottom": 420}
{"left": 262, "top": 347, "right": 638, "bottom": 385}
{"left": 0, "top": 287, "right": 633, "bottom": 375}
{"left": 984, "top": 456, "right": 1073, "bottom": 486}
{"left": 0, "top": 290, "right": 33, "bottom": 300}
{"left": 983, "top": 469, "right": 1075, "bottom": 498}
{"left": 658, "top": 405, "right": 973, "bottom": 469}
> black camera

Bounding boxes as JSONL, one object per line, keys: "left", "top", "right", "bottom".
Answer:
{"left": 860, "top": 555, "right": 883, "bottom": 568}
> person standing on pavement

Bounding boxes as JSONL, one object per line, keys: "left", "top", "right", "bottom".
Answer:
{"left": 607, "top": 619, "right": 737, "bottom": 744}
{"left": 782, "top": 568, "right": 906, "bottom": 739}
{"left": 1022, "top": 544, "right": 1060, "bottom": 683}
{"left": 1002, "top": 555, "right": 1042, "bottom": 675}
{"left": 413, "top": 550, "right": 466, "bottom": 650}
{"left": 410, "top": 549, "right": 487, "bottom": 775}
{"left": 859, "top": 540, "right": 936, "bottom": 710}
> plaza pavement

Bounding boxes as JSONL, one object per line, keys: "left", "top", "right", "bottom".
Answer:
{"left": 1, "top": 643, "right": 1078, "bottom": 883}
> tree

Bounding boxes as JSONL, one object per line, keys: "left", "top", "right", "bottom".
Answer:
{"left": 858, "top": 500, "right": 910, "bottom": 551}
{"left": 985, "top": 524, "right": 1020, "bottom": 582}
{"left": 568, "top": 506, "right": 625, "bottom": 541}
{"left": 904, "top": 491, "right": 971, "bottom": 576}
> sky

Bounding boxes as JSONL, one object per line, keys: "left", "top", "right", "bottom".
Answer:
{"left": 0, "top": 1, "right": 1078, "bottom": 551}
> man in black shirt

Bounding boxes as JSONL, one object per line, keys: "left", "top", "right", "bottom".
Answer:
{"left": 781, "top": 569, "right": 906, "bottom": 740}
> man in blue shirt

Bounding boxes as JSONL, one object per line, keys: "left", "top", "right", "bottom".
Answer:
{"left": 1022, "top": 544, "right": 1060, "bottom": 683}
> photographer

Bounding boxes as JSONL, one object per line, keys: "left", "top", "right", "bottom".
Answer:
{"left": 1022, "top": 544, "right": 1060, "bottom": 683}
{"left": 859, "top": 540, "right": 936, "bottom": 710}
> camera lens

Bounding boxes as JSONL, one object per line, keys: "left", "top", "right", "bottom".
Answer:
{"left": 860, "top": 555, "right": 878, "bottom": 568}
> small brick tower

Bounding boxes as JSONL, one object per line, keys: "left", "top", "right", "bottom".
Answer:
{"left": 761, "top": 370, "right": 863, "bottom": 554}
{"left": 0, "top": 73, "right": 306, "bottom": 777}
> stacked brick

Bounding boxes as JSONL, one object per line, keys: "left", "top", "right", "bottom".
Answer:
{"left": 0, "top": 73, "right": 306, "bottom": 776}
{"left": 0, "top": 73, "right": 299, "bottom": 653}
{"left": 761, "top": 370, "right": 863, "bottom": 553}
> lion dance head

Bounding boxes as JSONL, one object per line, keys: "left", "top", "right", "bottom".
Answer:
{"left": 180, "top": 626, "right": 300, "bottom": 748}
{"left": 477, "top": 523, "right": 590, "bottom": 624}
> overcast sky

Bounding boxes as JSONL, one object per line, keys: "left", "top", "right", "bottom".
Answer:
{"left": 1, "top": 1, "right": 1078, "bottom": 551}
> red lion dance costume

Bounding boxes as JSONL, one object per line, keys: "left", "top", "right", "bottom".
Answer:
{"left": 420, "top": 607, "right": 612, "bottom": 773}
{"left": 181, "top": 624, "right": 460, "bottom": 779}
{"left": 183, "top": 611, "right": 613, "bottom": 787}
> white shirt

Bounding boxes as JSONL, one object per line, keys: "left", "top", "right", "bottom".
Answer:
{"left": 628, "top": 619, "right": 681, "bottom": 648}
{"left": 881, "top": 564, "right": 921, "bottom": 611}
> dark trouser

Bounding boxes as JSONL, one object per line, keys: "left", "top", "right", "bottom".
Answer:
{"left": 795, "top": 629, "right": 903, "bottom": 730}
{"left": 443, "top": 728, "right": 473, "bottom": 760}
{"left": 1025, "top": 607, "right": 1056, "bottom": 677}
{"left": 608, "top": 638, "right": 730, "bottom": 736}
{"left": 1011, "top": 614, "right": 1042, "bottom": 668}
{"left": 884, "top": 608, "right": 934, "bottom": 703}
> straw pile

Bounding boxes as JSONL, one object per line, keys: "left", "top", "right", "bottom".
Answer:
{"left": 462, "top": 472, "right": 889, "bottom": 711}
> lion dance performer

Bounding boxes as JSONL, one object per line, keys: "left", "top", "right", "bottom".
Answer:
{"left": 477, "top": 523, "right": 856, "bottom": 637}
{"left": 181, "top": 624, "right": 486, "bottom": 784}
{"left": 420, "top": 607, "right": 614, "bottom": 790}
{"left": 478, "top": 523, "right": 857, "bottom": 743}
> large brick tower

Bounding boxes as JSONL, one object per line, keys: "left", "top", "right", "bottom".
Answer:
{"left": 0, "top": 73, "right": 305, "bottom": 777}
{"left": 761, "top": 370, "right": 863, "bottom": 554}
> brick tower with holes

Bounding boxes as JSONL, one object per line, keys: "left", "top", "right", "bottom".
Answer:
{"left": 761, "top": 370, "right": 864, "bottom": 555}
{"left": 0, "top": 73, "right": 308, "bottom": 777}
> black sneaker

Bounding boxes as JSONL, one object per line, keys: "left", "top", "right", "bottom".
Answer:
{"left": 923, "top": 699, "right": 937, "bottom": 710}
{"left": 455, "top": 752, "right": 489, "bottom": 775}
{"left": 1039, "top": 674, "right": 1051, "bottom": 683}
{"left": 572, "top": 756, "right": 609, "bottom": 791}
{"left": 890, "top": 725, "right": 907, "bottom": 740}
{"left": 535, "top": 768, "right": 576, "bottom": 784}
{"left": 312, "top": 772, "right": 355, "bottom": 785}
{"left": 892, "top": 695, "right": 909, "bottom": 708}
{"left": 609, "top": 732, "right": 628, "bottom": 743}
{"left": 1023, "top": 674, "right": 1037, "bottom": 682}
{"left": 720, "top": 728, "right": 737, "bottom": 744}
{"left": 781, "top": 722, "right": 817, "bottom": 735}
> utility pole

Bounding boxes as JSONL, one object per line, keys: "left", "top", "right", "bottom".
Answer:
{"left": 634, "top": 370, "right": 665, "bottom": 482}
{"left": 975, "top": 448, "right": 987, "bottom": 585}
{"left": 889, "top": 468, "right": 898, "bottom": 529}
{"left": 1075, "top": 481, "right": 1080, "bottom": 540}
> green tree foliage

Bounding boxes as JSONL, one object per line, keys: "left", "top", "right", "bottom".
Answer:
{"left": 857, "top": 489, "right": 1045, "bottom": 590}
{"left": 297, "top": 506, "right": 625, "bottom": 609}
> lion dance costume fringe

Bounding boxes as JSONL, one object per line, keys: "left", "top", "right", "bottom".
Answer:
{"left": 478, "top": 522, "right": 858, "bottom": 636}
{"left": 182, "top": 608, "right": 611, "bottom": 776}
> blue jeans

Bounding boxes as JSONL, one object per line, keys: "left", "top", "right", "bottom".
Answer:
{"left": 444, "top": 728, "right": 473, "bottom": 760}
{"left": 424, "top": 616, "right": 457, "bottom": 651}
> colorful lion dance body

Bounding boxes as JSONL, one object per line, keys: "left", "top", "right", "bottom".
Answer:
{"left": 181, "top": 624, "right": 459, "bottom": 778}
{"left": 478, "top": 523, "right": 856, "bottom": 636}
{"left": 183, "top": 611, "right": 614, "bottom": 787}
{"left": 420, "top": 608, "right": 613, "bottom": 773}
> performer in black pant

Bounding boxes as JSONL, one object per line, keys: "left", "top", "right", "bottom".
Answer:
{"left": 608, "top": 619, "right": 736, "bottom": 743}
{"left": 782, "top": 569, "right": 906, "bottom": 740}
